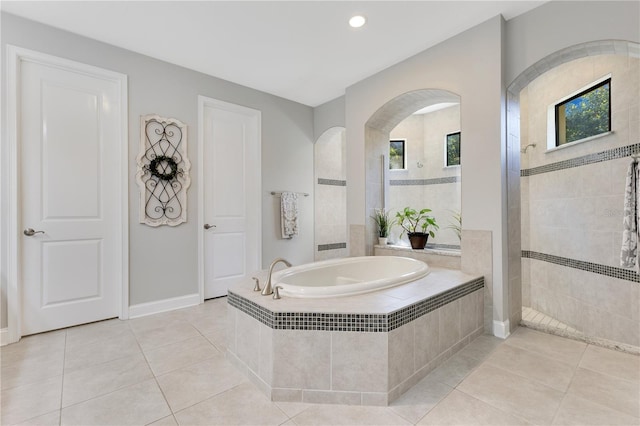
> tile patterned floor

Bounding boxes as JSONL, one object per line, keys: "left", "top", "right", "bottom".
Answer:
{"left": 1, "top": 297, "right": 639, "bottom": 425}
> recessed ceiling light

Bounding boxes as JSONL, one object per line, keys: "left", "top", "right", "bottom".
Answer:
{"left": 349, "top": 15, "right": 366, "bottom": 28}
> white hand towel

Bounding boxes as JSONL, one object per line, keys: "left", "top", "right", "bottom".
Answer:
{"left": 281, "top": 192, "right": 299, "bottom": 239}
{"left": 620, "top": 159, "right": 639, "bottom": 272}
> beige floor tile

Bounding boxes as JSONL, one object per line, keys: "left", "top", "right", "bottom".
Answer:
{"left": 62, "top": 352, "right": 153, "bottom": 407}
{"left": 426, "top": 352, "right": 484, "bottom": 387}
{"left": 1, "top": 349, "right": 64, "bottom": 390}
{"left": 173, "top": 382, "right": 288, "bottom": 425}
{"left": 274, "top": 401, "right": 313, "bottom": 418}
{"left": 14, "top": 410, "right": 60, "bottom": 426}
{"left": 291, "top": 404, "right": 411, "bottom": 425}
{"left": 148, "top": 415, "right": 179, "bottom": 425}
{"left": 0, "top": 330, "right": 66, "bottom": 365}
{"left": 60, "top": 379, "right": 171, "bottom": 426}
{"left": 418, "top": 389, "right": 529, "bottom": 425}
{"left": 567, "top": 367, "right": 640, "bottom": 418}
{"left": 0, "top": 375, "right": 63, "bottom": 425}
{"left": 64, "top": 328, "right": 141, "bottom": 372}
{"left": 128, "top": 310, "right": 189, "bottom": 334}
{"left": 65, "top": 318, "right": 130, "bottom": 350}
{"left": 144, "top": 335, "right": 219, "bottom": 376}
{"left": 579, "top": 344, "right": 640, "bottom": 382}
{"left": 204, "top": 331, "right": 227, "bottom": 351}
{"left": 553, "top": 394, "right": 640, "bottom": 425}
{"left": 456, "top": 335, "right": 503, "bottom": 361}
{"left": 485, "top": 343, "right": 576, "bottom": 392}
{"left": 457, "top": 363, "right": 564, "bottom": 425}
{"left": 505, "top": 327, "right": 587, "bottom": 366}
{"left": 132, "top": 321, "right": 201, "bottom": 351}
{"left": 188, "top": 314, "right": 227, "bottom": 336}
{"left": 389, "top": 374, "right": 453, "bottom": 424}
{"left": 156, "top": 356, "right": 247, "bottom": 412}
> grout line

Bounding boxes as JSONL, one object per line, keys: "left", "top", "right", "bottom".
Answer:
{"left": 59, "top": 331, "right": 67, "bottom": 425}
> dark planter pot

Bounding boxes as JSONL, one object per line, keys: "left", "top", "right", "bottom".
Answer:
{"left": 408, "top": 232, "right": 429, "bottom": 250}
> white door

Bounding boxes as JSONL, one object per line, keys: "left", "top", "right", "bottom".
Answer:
{"left": 19, "top": 54, "right": 125, "bottom": 335}
{"left": 200, "top": 97, "right": 261, "bottom": 299}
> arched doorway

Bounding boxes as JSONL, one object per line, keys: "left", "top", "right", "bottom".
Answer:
{"left": 507, "top": 40, "right": 640, "bottom": 350}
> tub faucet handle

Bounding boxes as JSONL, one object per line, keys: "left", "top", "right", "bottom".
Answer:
{"left": 251, "top": 277, "right": 261, "bottom": 292}
{"left": 273, "top": 285, "right": 283, "bottom": 300}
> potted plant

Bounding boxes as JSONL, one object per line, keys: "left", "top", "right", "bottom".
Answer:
{"left": 371, "top": 208, "right": 392, "bottom": 245}
{"left": 447, "top": 210, "right": 462, "bottom": 242}
{"left": 395, "top": 207, "right": 439, "bottom": 249}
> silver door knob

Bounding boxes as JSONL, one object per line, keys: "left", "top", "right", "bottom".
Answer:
{"left": 204, "top": 224, "right": 216, "bottom": 230}
{"left": 23, "top": 228, "right": 45, "bottom": 236}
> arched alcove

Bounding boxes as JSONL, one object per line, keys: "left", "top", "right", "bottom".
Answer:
{"left": 314, "top": 126, "right": 347, "bottom": 260}
{"left": 364, "top": 89, "right": 461, "bottom": 254}
{"left": 506, "top": 40, "right": 640, "bottom": 349}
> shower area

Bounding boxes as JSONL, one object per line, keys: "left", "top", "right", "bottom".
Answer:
{"left": 517, "top": 46, "right": 639, "bottom": 352}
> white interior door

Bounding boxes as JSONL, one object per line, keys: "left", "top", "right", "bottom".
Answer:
{"left": 19, "top": 55, "right": 125, "bottom": 335}
{"left": 200, "top": 98, "right": 261, "bottom": 299}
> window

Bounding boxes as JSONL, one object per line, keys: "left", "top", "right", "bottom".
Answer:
{"left": 555, "top": 78, "right": 610, "bottom": 146}
{"left": 390, "top": 139, "right": 406, "bottom": 170}
{"left": 445, "top": 132, "right": 461, "bottom": 166}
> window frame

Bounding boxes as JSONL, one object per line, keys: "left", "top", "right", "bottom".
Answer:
{"left": 389, "top": 139, "right": 407, "bottom": 171}
{"left": 551, "top": 75, "right": 611, "bottom": 148}
{"left": 444, "top": 131, "right": 461, "bottom": 167}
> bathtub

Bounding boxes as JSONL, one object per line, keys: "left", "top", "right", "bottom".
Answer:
{"left": 272, "top": 256, "right": 430, "bottom": 298}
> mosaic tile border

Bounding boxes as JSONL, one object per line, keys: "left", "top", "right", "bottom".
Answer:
{"left": 426, "top": 243, "right": 461, "bottom": 251}
{"left": 521, "top": 143, "right": 640, "bottom": 177}
{"left": 317, "top": 242, "right": 347, "bottom": 251}
{"left": 318, "top": 178, "right": 347, "bottom": 186}
{"left": 522, "top": 250, "right": 640, "bottom": 283}
{"left": 390, "top": 176, "right": 460, "bottom": 186}
{"left": 228, "top": 277, "right": 484, "bottom": 333}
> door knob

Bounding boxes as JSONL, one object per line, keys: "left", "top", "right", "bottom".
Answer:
{"left": 23, "top": 228, "right": 45, "bottom": 236}
{"left": 204, "top": 224, "right": 216, "bottom": 230}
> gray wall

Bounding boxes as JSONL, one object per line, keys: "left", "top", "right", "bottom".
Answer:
{"left": 1, "top": 12, "right": 314, "bottom": 327}
{"left": 313, "top": 96, "right": 345, "bottom": 142}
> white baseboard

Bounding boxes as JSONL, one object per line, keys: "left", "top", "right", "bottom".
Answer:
{"left": 1, "top": 328, "right": 9, "bottom": 346}
{"left": 129, "top": 293, "right": 200, "bottom": 319}
{"left": 493, "top": 319, "right": 511, "bottom": 339}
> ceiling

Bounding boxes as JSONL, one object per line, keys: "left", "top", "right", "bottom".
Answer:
{"left": 1, "top": 1, "right": 545, "bottom": 107}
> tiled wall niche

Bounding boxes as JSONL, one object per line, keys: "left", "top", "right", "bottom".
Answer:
{"left": 226, "top": 273, "right": 484, "bottom": 405}
{"left": 388, "top": 106, "right": 462, "bottom": 248}
{"left": 519, "top": 52, "right": 640, "bottom": 350}
{"left": 314, "top": 127, "right": 347, "bottom": 260}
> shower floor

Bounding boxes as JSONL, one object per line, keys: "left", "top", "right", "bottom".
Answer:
{"left": 521, "top": 306, "right": 581, "bottom": 338}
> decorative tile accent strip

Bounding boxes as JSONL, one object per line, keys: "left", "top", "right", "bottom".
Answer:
{"left": 521, "top": 143, "right": 640, "bottom": 177}
{"left": 522, "top": 250, "right": 640, "bottom": 283}
{"left": 318, "top": 178, "right": 347, "bottom": 186}
{"left": 426, "top": 243, "right": 461, "bottom": 251}
{"left": 390, "top": 176, "right": 460, "bottom": 186}
{"left": 318, "top": 242, "right": 347, "bottom": 251}
{"left": 228, "top": 277, "right": 484, "bottom": 333}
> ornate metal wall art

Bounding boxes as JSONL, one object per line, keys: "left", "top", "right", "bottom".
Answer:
{"left": 136, "top": 115, "right": 191, "bottom": 226}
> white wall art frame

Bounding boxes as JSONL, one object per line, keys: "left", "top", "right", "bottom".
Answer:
{"left": 136, "top": 115, "right": 191, "bottom": 226}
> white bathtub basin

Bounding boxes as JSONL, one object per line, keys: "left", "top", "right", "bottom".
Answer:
{"left": 272, "top": 256, "right": 430, "bottom": 298}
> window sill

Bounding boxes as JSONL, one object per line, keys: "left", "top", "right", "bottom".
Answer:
{"left": 546, "top": 131, "right": 614, "bottom": 154}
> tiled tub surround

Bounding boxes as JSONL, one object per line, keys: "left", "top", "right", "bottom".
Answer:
{"left": 374, "top": 244, "right": 461, "bottom": 270}
{"left": 520, "top": 54, "right": 640, "bottom": 350}
{"left": 226, "top": 267, "right": 484, "bottom": 405}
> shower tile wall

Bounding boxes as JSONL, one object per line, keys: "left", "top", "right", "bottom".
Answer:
{"left": 520, "top": 55, "right": 640, "bottom": 349}
{"left": 388, "top": 106, "right": 462, "bottom": 247}
{"left": 314, "top": 130, "right": 347, "bottom": 260}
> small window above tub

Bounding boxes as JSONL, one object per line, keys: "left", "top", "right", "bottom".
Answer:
{"left": 445, "top": 132, "right": 461, "bottom": 167}
{"left": 390, "top": 139, "right": 406, "bottom": 170}
{"left": 547, "top": 75, "right": 612, "bottom": 150}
